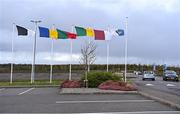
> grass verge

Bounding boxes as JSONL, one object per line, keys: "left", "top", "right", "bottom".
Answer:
{"left": 0, "top": 79, "right": 62, "bottom": 86}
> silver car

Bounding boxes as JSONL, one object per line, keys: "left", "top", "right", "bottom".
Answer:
{"left": 142, "top": 71, "right": 155, "bottom": 81}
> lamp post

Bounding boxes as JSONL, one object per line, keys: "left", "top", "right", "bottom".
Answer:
{"left": 30, "top": 20, "right": 41, "bottom": 83}
{"left": 124, "top": 17, "right": 128, "bottom": 82}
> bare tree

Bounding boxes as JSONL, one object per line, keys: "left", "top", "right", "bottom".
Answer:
{"left": 80, "top": 40, "right": 97, "bottom": 70}
{"left": 79, "top": 40, "right": 97, "bottom": 87}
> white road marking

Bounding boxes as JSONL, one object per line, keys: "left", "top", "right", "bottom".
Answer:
{"left": 82, "top": 111, "right": 180, "bottom": 114}
{"left": 145, "top": 84, "right": 154, "bottom": 86}
{"left": 56, "top": 100, "right": 154, "bottom": 104}
{"left": 166, "top": 84, "right": 176, "bottom": 87}
{"left": 0, "top": 88, "right": 5, "bottom": 91}
{"left": 18, "top": 88, "right": 35, "bottom": 95}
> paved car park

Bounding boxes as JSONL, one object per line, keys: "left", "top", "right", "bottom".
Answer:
{"left": 0, "top": 87, "right": 179, "bottom": 113}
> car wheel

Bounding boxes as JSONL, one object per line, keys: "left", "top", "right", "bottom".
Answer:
{"left": 163, "top": 78, "right": 167, "bottom": 81}
{"left": 152, "top": 78, "right": 155, "bottom": 81}
{"left": 142, "top": 78, "right": 145, "bottom": 81}
{"left": 175, "top": 78, "right": 179, "bottom": 82}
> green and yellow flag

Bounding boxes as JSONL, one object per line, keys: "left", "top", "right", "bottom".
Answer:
{"left": 75, "top": 26, "right": 86, "bottom": 36}
{"left": 57, "top": 29, "right": 68, "bottom": 39}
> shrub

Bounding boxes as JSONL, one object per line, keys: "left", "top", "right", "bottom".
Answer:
{"left": 98, "top": 80, "right": 137, "bottom": 91}
{"left": 81, "top": 72, "right": 121, "bottom": 88}
{"left": 61, "top": 80, "right": 83, "bottom": 88}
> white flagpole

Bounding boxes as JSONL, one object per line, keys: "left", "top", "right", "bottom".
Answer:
{"left": 50, "top": 38, "right": 54, "bottom": 83}
{"left": 106, "top": 40, "right": 109, "bottom": 72}
{"left": 69, "top": 26, "right": 74, "bottom": 80}
{"left": 30, "top": 20, "right": 41, "bottom": 83}
{"left": 10, "top": 23, "right": 15, "bottom": 84}
{"left": 49, "top": 24, "right": 55, "bottom": 83}
{"left": 124, "top": 17, "right": 128, "bottom": 82}
{"left": 69, "top": 40, "right": 72, "bottom": 80}
{"left": 106, "top": 26, "right": 111, "bottom": 72}
{"left": 88, "top": 37, "right": 90, "bottom": 72}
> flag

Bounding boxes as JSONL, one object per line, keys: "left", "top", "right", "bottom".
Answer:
{"left": 16, "top": 25, "right": 27, "bottom": 35}
{"left": 86, "top": 27, "right": 94, "bottom": 37}
{"left": 39, "top": 26, "right": 49, "bottom": 38}
{"left": 94, "top": 29, "right": 105, "bottom": 40}
{"left": 66, "top": 32, "right": 76, "bottom": 39}
{"left": 16, "top": 25, "right": 35, "bottom": 36}
{"left": 104, "top": 31, "right": 112, "bottom": 40}
{"left": 116, "top": 29, "right": 124, "bottom": 36}
{"left": 57, "top": 29, "right": 68, "bottom": 39}
{"left": 49, "top": 29, "right": 58, "bottom": 39}
{"left": 75, "top": 26, "right": 86, "bottom": 36}
{"left": 153, "top": 64, "right": 156, "bottom": 71}
{"left": 163, "top": 64, "right": 167, "bottom": 70}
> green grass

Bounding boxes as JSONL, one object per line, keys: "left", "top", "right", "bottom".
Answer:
{"left": 0, "top": 79, "right": 62, "bottom": 86}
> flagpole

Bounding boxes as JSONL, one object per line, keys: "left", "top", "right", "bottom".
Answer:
{"left": 69, "top": 40, "right": 72, "bottom": 80}
{"left": 69, "top": 26, "right": 74, "bottom": 80}
{"left": 88, "top": 36, "right": 90, "bottom": 72}
{"left": 124, "top": 17, "right": 128, "bottom": 82}
{"left": 30, "top": 20, "right": 41, "bottom": 83}
{"left": 50, "top": 36, "right": 54, "bottom": 83}
{"left": 49, "top": 24, "right": 56, "bottom": 83}
{"left": 50, "top": 39, "right": 54, "bottom": 83}
{"left": 106, "top": 26, "right": 111, "bottom": 72}
{"left": 10, "top": 23, "right": 15, "bottom": 84}
{"left": 106, "top": 40, "right": 109, "bottom": 72}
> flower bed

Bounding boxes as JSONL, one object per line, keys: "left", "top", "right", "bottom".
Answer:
{"left": 61, "top": 80, "right": 82, "bottom": 88}
{"left": 98, "top": 80, "right": 137, "bottom": 91}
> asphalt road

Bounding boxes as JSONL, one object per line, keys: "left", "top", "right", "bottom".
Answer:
{"left": 0, "top": 73, "right": 180, "bottom": 113}
{"left": 0, "top": 88, "right": 179, "bottom": 113}
{"left": 134, "top": 74, "right": 180, "bottom": 96}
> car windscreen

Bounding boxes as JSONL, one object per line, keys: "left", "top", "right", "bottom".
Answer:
{"left": 144, "top": 71, "right": 153, "bottom": 74}
{"left": 165, "top": 71, "right": 176, "bottom": 75}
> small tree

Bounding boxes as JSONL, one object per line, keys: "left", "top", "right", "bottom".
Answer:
{"left": 79, "top": 40, "right": 97, "bottom": 87}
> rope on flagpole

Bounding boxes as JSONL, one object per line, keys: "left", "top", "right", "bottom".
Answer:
{"left": 124, "top": 17, "right": 128, "bottom": 82}
{"left": 10, "top": 23, "right": 15, "bottom": 84}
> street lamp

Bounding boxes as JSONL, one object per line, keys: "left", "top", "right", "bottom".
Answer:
{"left": 30, "top": 20, "right": 41, "bottom": 83}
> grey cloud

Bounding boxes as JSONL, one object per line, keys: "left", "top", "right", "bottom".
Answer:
{"left": 0, "top": 0, "right": 180, "bottom": 65}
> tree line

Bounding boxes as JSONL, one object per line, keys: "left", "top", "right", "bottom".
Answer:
{"left": 0, "top": 64, "right": 179, "bottom": 76}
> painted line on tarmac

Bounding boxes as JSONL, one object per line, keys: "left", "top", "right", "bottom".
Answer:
{"left": 18, "top": 88, "right": 35, "bottom": 95}
{"left": 56, "top": 100, "right": 154, "bottom": 104}
{"left": 166, "top": 84, "right": 176, "bottom": 87}
{"left": 0, "top": 88, "right": 5, "bottom": 91}
{"left": 86, "top": 111, "right": 180, "bottom": 114}
{"left": 145, "top": 84, "right": 154, "bottom": 86}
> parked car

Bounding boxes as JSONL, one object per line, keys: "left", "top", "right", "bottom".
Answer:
{"left": 142, "top": 71, "right": 155, "bottom": 81}
{"left": 134, "top": 71, "right": 143, "bottom": 75}
{"left": 163, "top": 70, "right": 179, "bottom": 82}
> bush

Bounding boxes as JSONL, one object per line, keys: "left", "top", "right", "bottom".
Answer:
{"left": 81, "top": 72, "right": 121, "bottom": 88}
{"left": 61, "top": 80, "right": 83, "bottom": 88}
{"left": 98, "top": 80, "right": 137, "bottom": 91}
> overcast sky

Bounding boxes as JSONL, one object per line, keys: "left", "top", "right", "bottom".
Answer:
{"left": 0, "top": 0, "right": 180, "bottom": 66}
